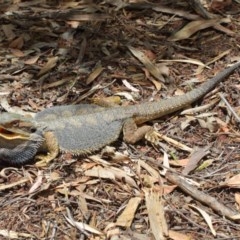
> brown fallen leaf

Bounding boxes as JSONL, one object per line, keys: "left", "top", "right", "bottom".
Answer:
{"left": 37, "top": 56, "right": 58, "bottom": 76}
{"left": 2, "top": 24, "right": 16, "bottom": 40}
{"left": 24, "top": 55, "right": 40, "bottom": 65}
{"left": 224, "top": 174, "right": 240, "bottom": 188}
{"left": 210, "top": 0, "right": 232, "bottom": 11}
{"left": 28, "top": 170, "right": 43, "bottom": 194}
{"left": 169, "top": 18, "right": 230, "bottom": 41}
{"left": 168, "top": 230, "right": 193, "bottom": 240}
{"left": 169, "top": 158, "right": 189, "bottom": 167}
{"left": 144, "top": 189, "right": 168, "bottom": 240}
{"left": 189, "top": 204, "right": 216, "bottom": 236}
{"left": 86, "top": 64, "right": 104, "bottom": 84}
{"left": 9, "top": 35, "right": 24, "bottom": 49}
{"left": 128, "top": 45, "right": 166, "bottom": 82}
{"left": 116, "top": 197, "right": 142, "bottom": 227}
{"left": 182, "top": 147, "right": 210, "bottom": 175}
{"left": 10, "top": 48, "right": 24, "bottom": 57}
{"left": 85, "top": 165, "right": 138, "bottom": 188}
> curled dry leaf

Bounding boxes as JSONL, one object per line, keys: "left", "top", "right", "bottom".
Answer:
{"left": 122, "top": 79, "right": 140, "bottom": 92}
{"left": 189, "top": 205, "right": 216, "bottom": 236}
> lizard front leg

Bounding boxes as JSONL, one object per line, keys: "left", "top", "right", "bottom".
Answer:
{"left": 123, "top": 118, "right": 159, "bottom": 144}
{"left": 35, "top": 131, "right": 59, "bottom": 167}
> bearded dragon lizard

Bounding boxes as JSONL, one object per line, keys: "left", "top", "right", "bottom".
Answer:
{"left": 0, "top": 61, "right": 240, "bottom": 166}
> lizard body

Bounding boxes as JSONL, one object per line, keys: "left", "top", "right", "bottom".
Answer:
{"left": 1, "top": 61, "right": 240, "bottom": 165}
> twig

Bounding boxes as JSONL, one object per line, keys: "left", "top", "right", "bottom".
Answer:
{"left": 218, "top": 93, "right": 240, "bottom": 123}
{"left": 165, "top": 171, "right": 239, "bottom": 220}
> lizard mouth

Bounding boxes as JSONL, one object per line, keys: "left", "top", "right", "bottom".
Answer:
{"left": 0, "top": 126, "right": 31, "bottom": 140}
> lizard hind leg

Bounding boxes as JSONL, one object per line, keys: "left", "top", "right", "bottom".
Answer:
{"left": 123, "top": 118, "right": 159, "bottom": 144}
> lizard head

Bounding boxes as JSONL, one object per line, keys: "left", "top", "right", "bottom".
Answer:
{"left": 0, "top": 112, "right": 35, "bottom": 136}
{"left": 0, "top": 113, "right": 43, "bottom": 165}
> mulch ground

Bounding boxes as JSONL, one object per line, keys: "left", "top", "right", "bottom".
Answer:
{"left": 0, "top": 1, "right": 240, "bottom": 239}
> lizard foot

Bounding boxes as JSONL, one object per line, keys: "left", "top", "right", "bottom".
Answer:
{"left": 35, "top": 155, "right": 55, "bottom": 167}
{"left": 145, "top": 130, "right": 160, "bottom": 145}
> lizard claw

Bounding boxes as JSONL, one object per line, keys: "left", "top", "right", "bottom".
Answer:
{"left": 145, "top": 130, "right": 160, "bottom": 144}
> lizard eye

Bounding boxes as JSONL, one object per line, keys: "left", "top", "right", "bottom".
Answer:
{"left": 30, "top": 127, "right": 38, "bottom": 133}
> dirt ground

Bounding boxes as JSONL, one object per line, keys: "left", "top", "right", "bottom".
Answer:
{"left": 0, "top": 1, "right": 240, "bottom": 239}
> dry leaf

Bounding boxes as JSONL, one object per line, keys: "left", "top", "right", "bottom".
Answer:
{"left": 2, "top": 24, "right": 16, "bottom": 40}
{"left": 182, "top": 147, "right": 210, "bottom": 175}
{"left": 153, "top": 184, "right": 177, "bottom": 195}
{"left": 0, "top": 230, "right": 33, "bottom": 239}
{"left": 85, "top": 165, "right": 115, "bottom": 179}
{"left": 116, "top": 197, "right": 142, "bottom": 227}
{"left": 169, "top": 18, "right": 230, "bottom": 41}
{"left": 28, "top": 170, "right": 43, "bottom": 194}
{"left": 65, "top": 216, "right": 103, "bottom": 235}
{"left": 115, "top": 91, "right": 135, "bottom": 101}
{"left": 128, "top": 45, "right": 165, "bottom": 82}
{"left": 235, "top": 193, "right": 240, "bottom": 208}
{"left": 10, "top": 48, "right": 24, "bottom": 57}
{"left": 85, "top": 166, "right": 138, "bottom": 188}
{"left": 138, "top": 160, "right": 160, "bottom": 179}
{"left": 169, "top": 158, "right": 189, "bottom": 167}
{"left": 225, "top": 174, "right": 240, "bottom": 188}
{"left": 86, "top": 64, "right": 104, "bottom": 84}
{"left": 160, "top": 151, "right": 169, "bottom": 176}
{"left": 122, "top": 79, "right": 139, "bottom": 92}
{"left": 144, "top": 189, "right": 168, "bottom": 240}
{"left": 38, "top": 56, "right": 58, "bottom": 76}
{"left": 168, "top": 230, "right": 193, "bottom": 240}
{"left": 24, "top": 55, "right": 40, "bottom": 65}
{"left": 9, "top": 36, "right": 24, "bottom": 49}
{"left": 210, "top": 0, "right": 232, "bottom": 11}
{"left": 189, "top": 205, "right": 216, "bottom": 236}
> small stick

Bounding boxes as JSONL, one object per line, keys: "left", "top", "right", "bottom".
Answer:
{"left": 218, "top": 93, "right": 240, "bottom": 123}
{"left": 165, "top": 171, "right": 239, "bottom": 220}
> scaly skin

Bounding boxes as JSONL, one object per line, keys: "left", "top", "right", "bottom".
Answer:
{"left": 0, "top": 61, "right": 240, "bottom": 165}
